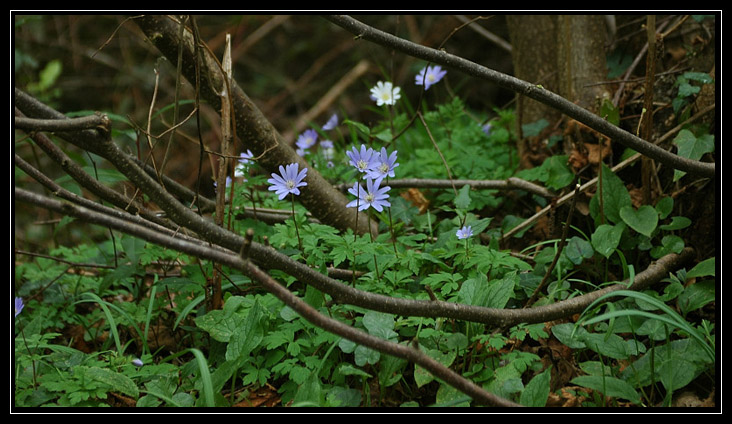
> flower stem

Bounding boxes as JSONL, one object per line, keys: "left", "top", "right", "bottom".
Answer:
{"left": 368, "top": 213, "right": 380, "bottom": 282}
{"left": 291, "top": 194, "right": 302, "bottom": 252}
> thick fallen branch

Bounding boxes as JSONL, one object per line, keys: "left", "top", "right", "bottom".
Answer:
{"left": 323, "top": 15, "right": 715, "bottom": 179}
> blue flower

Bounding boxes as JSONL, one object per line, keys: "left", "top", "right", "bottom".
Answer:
{"left": 367, "top": 147, "right": 399, "bottom": 180}
{"left": 322, "top": 114, "right": 339, "bottom": 131}
{"left": 370, "top": 81, "right": 401, "bottom": 106}
{"left": 14, "top": 297, "right": 24, "bottom": 317}
{"left": 213, "top": 176, "right": 232, "bottom": 189}
{"left": 296, "top": 129, "right": 318, "bottom": 151}
{"left": 481, "top": 122, "right": 492, "bottom": 136}
{"left": 320, "top": 140, "right": 334, "bottom": 149}
{"left": 415, "top": 65, "right": 447, "bottom": 90}
{"left": 346, "top": 177, "right": 391, "bottom": 212}
{"left": 131, "top": 358, "right": 144, "bottom": 367}
{"left": 347, "top": 144, "right": 376, "bottom": 174}
{"left": 239, "top": 149, "right": 254, "bottom": 164}
{"left": 456, "top": 225, "right": 474, "bottom": 240}
{"left": 267, "top": 163, "right": 308, "bottom": 200}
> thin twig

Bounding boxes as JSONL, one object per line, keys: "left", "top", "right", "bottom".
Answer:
{"left": 525, "top": 182, "right": 580, "bottom": 308}
{"left": 417, "top": 111, "right": 457, "bottom": 196}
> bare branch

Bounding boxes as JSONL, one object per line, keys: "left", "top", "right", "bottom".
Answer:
{"left": 322, "top": 15, "right": 715, "bottom": 179}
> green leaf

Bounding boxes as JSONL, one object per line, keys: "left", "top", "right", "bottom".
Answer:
{"left": 687, "top": 257, "right": 715, "bottom": 278}
{"left": 589, "top": 163, "right": 631, "bottom": 224}
{"left": 579, "top": 332, "right": 630, "bottom": 360}
{"left": 591, "top": 223, "right": 624, "bottom": 258}
{"left": 194, "top": 296, "right": 249, "bottom": 342}
{"left": 571, "top": 375, "right": 641, "bottom": 404}
{"left": 454, "top": 184, "right": 472, "bottom": 210}
{"left": 79, "top": 366, "right": 139, "bottom": 398}
{"left": 655, "top": 196, "right": 674, "bottom": 219}
{"left": 672, "top": 130, "right": 714, "bottom": 181}
{"left": 520, "top": 366, "right": 552, "bottom": 407}
{"left": 650, "top": 235, "right": 685, "bottom": 259}
{"left": 362, "top": 311, "right": 398, "bottom": 341}
{"left": 659, "top": 216, "right": 691, "bottom": 231}
{"left": 226, "top": 299, "right": 265, "bottom": 361}
{"left": 677, "top": 280, "right": 715, "bottom": 316}
{"left": 564, "top": 236, "right": 594, "bottom": 265}
{"left": 620, "top": 205, "right": 658, "bottom": 237}
{"left": 521, "top": 118, "right": 549, "bottom": 137}
{"left": 600, "top": 98, "right": 620, "bottom": 126}
{"left": 414, "top": 348, "right": 456, "bottom": 388}
{"left": 480, "top": 272, "right": 517, "bottom": 309}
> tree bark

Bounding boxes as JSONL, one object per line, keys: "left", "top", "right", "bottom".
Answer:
{"left": 507, "top": 15, "right": 610, "bottom": 167}
{"left": 133, "top": 15, "right": 375, "bottom": 235}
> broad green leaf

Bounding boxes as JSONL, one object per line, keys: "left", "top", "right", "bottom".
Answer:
{"left": 579, "top": 332, "right": 630, "bottom": 360}
{"left": 435, "top": 384, "right": 471, "bottom": 407}
{"left": 600, "top": 98, "right": 620, "bottom": 126}
{"left": 521, "top": 118, "right": 549, "bottom": 137}
{"left": 78, "top": 366, "right": 139, "bottom": 398}
{"left": 589, "top": 163, "right": 631, "bottom": 224}
{"left": 591, "top": 223, "right": 624, "bottom": 258}
{"left": 620, "top": 205, "right": 658, "bottom": 237}
{"left": 677, "top": 280, "right": 715, "bottom": 316}
{"left": 564, "top": 236, "right": 594, "bottom": 265}
{"left": 571, "top": 375, "right": 641, "bottom": 404}
{"left": 414, "top": 348, "right": 456, "bottom": 388}
{"left": 354, "top": 345, "right": 380, "bottom": 367}
{"left": 550, "top": 323, "right": 588, "bottom": 349}
{"left": 520, "top": 366, "right": 552, "bottom": 407}
{"left": 362, "top": 311, "right": 398, "bottom": 341}
{"left": 227, "top": 299, "right": 265, "bottom": 361}
{"left": 194, "top": 296, "right": 248, "bottom": 342}
{"left": 650, "top": 235, "right": 685, "bottom": 259}
{"left": 672, "top": 130, "right": 714, "bottom": 181}
{"left": 658, "top": 216, "right": 691, "bottom": 231}
{"left": 655, "top": 196, "right": 674, "bottom": 219}
{"left": 454, "top": 184, "right": 472, "bottom": 210}
{"left": 687, "top": 257, "right": 715, "bottom": 278}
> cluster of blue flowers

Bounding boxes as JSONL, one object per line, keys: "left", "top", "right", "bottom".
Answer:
{"left": 266, "top": 63, "right": 473, "bottom": 242}
{"left": 345, "top": 144, "right": 399, "bottom": 213}
{"left": 295, "top": 114, "right": 339, "bottom": 162}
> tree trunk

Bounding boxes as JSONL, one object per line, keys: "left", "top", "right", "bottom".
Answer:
{"left": 506, "top": 15, "right": 609, "bottom": 168}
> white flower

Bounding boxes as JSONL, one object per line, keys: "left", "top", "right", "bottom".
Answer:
{"left": 370, "top": 81, "right": 401, "bottom": 106}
